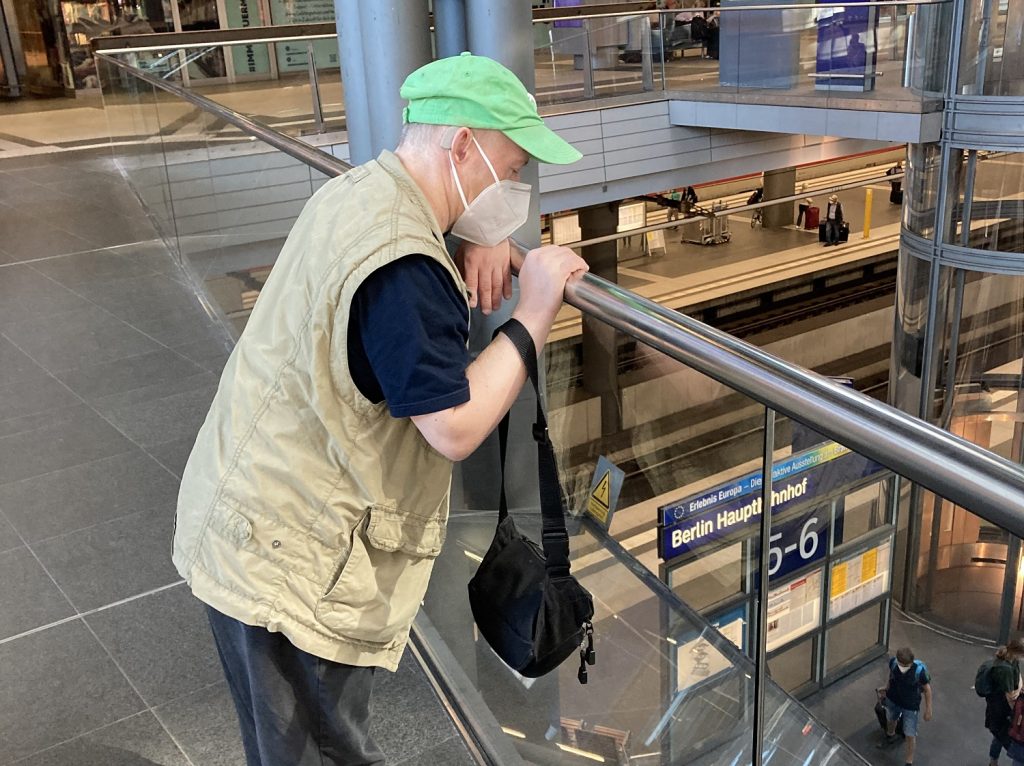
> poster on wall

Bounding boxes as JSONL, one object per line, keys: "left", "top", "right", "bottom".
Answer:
{"left": 829, "top": 538, "right": 891, "bottom": 619}
{"left": 814, "top": 0, "right": 878, "bottom": 92}
{"left": 269, "top": 0, "right": 339, "bottom": 72}
{"left": 673, "top": 605, "right": 745, "bottom": 692}
{"left": 766, "top": 569, "right": 822, "bottom": 652}
{"left": 223, "top": 0, "right": 272, "bottom": 77}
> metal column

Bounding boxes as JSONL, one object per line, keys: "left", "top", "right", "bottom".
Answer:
{"left": 460, "top": 0, "right": 545, "bottom": 516}
{"left": 359, "top": 0, "right": 433, "bottom": 158}
{"left": 334, "top": 0, "right": 372, "bottom": 164}
{"left": 465, "top": 0, "right": 539, "bottom": 249}
{"left": 434, "top": 0, "right": 468, "bottom": 58}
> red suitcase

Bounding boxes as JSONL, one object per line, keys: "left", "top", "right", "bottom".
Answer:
{"left": 804, "top": 206, "right": 820, "bottom": 230}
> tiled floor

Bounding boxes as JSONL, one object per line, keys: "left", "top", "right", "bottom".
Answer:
{"left": 0, "top": 150, "right": 475, "bottom": 765}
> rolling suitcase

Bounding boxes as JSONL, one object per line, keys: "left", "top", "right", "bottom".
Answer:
{"left": 839, "top": 222, "right": 850, "bottom": 242}
{"left": 875, "top": 695, "right": 905, "bottom": 738}
{"left": 890, "top": 188, "right": 904, "bottom": 205}
{"left": 818, "top": 222, "right": 826, "bottom": 242}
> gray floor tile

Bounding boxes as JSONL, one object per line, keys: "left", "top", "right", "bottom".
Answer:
{"left": 0, "top": 367, "right": 80, "bottom": 424}
{"left": 2, "top": 304, "right": 164, "bottom": 373}
{"left": 109, "top": 241, "right": 183, "bottom": 278}
{"left": 55, "top": 349, "right": 205, "bottom": 403}
{"left": 0, "top": 546, "right": 75, "bottom": 640}
{"left": 370, "top": 655, "right": 461, "bottom": 764}
{"left": 131, "top": 311, "right": 231, "bottom": 348}
{"left": 0, "top": 404, "right": 134, "bottom": 486}
{"left": 0, "top": 266, "right": 92, "bottom": 327}
{"left": 32, "top": 505, "right": 179, "bottom": 612}
{"left": 0, "top": 182, "right": 73, "bottom": 209}
{"left": 396, "top": 736, "right": 476, "bottom": 766}
{"left": 0, "top": 449, "right": 180, "bottom": 543}
{"left": 74, "top": 275, "right": 212, "bottom": 328}
{"left": 0, "top": 336, "right": 46, "bottom": 386}
{"left": 0, "top": 220, "right": 96, "bottom": 262}
{"left": 0, "top": 511, "right": 22, "bottom": 554}
{"left": 95, "top": 381, "right": 218, "bottom": 449}
{"left": 146, "top": 437, "right": 198, "bottom": 479}
{"left": 53, "top": 209, "right": 160, "bottom": 250}
{"left": 11, "top": 711, "right": 189, "bottom": 766}
{"left": 170, "top": 337, "right": 234, "bottom": 375}
{"left": 0, "top": 402, "right": 82, "bottom": 440}
{"left": 0, "top": 620, "right": 145, "bottom": 762}
{"left": 30, "top": 249, "right": 159, "bottom": 288}
{"left": 153, "top": 682, "right": 246, "bottom": 766}
{"left": 86, "top": 584, "right": 223, "bottom": 708}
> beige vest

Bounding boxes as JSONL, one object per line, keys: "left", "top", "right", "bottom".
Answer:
{"left": 172, "top": 151, "right": 467, "bottom": 671}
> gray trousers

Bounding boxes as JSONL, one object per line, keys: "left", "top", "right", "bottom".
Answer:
{"left": 206, "top": 605, "right": 386, "bottom": 766}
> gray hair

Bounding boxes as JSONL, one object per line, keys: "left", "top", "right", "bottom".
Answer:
{"left": 397, "top": 123, "right": 452, "bottom": 151}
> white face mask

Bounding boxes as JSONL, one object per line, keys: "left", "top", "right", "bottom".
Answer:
{"left": 897, "top": 663, "right": 913, "bottom": 674}
{"left": 448, "top": 134, "right": 531, "bottom": 247}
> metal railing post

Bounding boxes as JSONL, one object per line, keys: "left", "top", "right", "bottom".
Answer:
{"left": 640, "top": 14, "right": 654, "bottom": 91}
{"left": 306, "top": 41, "right": 324, "bottom": 133}
{"left": 582, "top": 19, "right": 595, "bottom": 98}
{"left": 752, "top": 408, "right": 775, "bottom": 766}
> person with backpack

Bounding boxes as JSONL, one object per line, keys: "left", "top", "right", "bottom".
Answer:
{"left": 877, "top": 646, "right": 932, "bottom": 766}
{"left": 981, "top": 639, "right": 1024, "bottom": 766}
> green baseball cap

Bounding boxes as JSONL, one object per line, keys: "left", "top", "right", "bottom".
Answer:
{"left": 401, "top": 52, "right": 582, "bottom": 165}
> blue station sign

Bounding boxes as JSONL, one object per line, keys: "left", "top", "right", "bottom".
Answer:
{"left": 658, "top": 442, "right": 884, "bottom": 563}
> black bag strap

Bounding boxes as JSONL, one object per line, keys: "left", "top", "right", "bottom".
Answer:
{"left": 494, "top": 318, "right": 572, "bottom": 577}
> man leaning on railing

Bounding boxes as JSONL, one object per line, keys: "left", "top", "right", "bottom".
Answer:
{"left": 171, "top": 52, "right": 587, "bottom": 765}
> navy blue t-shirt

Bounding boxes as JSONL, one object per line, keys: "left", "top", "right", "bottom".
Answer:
{"left": 347, "top": 254, "right": 470, "bottom": 418}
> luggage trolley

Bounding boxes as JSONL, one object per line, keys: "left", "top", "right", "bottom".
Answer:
{"left": 683, "top": 201, "right": 732, "bottom": 246}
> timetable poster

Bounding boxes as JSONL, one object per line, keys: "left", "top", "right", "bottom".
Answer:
{"left": 829, "top": 539, "right": 891, "bottom": 619}
{"left": 766, "top": 569, "right": 822, "bottom": 652}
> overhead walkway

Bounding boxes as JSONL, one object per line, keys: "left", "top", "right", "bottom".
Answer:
{"left": 17, "top": 48, "right": 1013, "bottom": 766}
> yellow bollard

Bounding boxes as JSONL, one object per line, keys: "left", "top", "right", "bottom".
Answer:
{"left": 863, "top": 188, "right": 873, "bottom": 239}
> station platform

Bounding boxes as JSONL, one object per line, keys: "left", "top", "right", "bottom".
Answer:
{"left": 549, "top": 174, "right": 904, "bottom": 342}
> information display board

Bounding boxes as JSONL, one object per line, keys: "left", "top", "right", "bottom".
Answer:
{"left": 829, "top": 538, "right": 891, "bottom": 619}
{"left": 766, "top": 569, "right": 822, "bottom": 652}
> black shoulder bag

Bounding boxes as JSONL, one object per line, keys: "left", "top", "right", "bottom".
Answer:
{"left": 468, "top": 318, "right": 596, "bottom": 683}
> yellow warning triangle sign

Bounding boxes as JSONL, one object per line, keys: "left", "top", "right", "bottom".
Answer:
{"left": 591, "top": 470, "right": 611, "bottom": 509}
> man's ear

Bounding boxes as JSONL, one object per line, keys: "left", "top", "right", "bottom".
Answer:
{"left": 445, "top": 127, "right": 474, "bottom": 165}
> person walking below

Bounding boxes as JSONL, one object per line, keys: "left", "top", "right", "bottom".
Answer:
{"left": 877, "top": 646, "right": 932, "bottom": 766}
{"left": 888, "top": 160, "right": 904, "bottom": 204}
{"left": 824, "top": 193, "right": 844, "bottom": 246}
{"left": 985, "top": 639, "right": 1024, "bottom": 766}
{"left": 797, "top": 194, "right": 813, "bottom": 227}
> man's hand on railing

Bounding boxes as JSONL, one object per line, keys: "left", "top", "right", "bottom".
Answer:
{"left": 456, "top": 239, "right": 513, "bottom": 315}
{"left": 512, "top": 245, "right": 589, "bottom": 353}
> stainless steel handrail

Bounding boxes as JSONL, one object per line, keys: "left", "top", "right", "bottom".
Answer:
{"left": 98, "top": 51, "right": 1024, "bottom": 532}
{"left": 93, "top": 0, "right": 949, "bottom": 54}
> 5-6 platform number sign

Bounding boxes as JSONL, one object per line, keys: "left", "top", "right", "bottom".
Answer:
{"left": 764, "top": 510, "right": 830, "bottom": 582}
